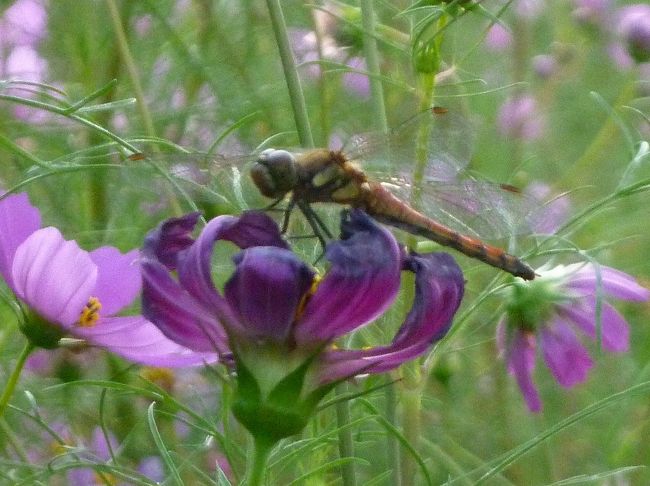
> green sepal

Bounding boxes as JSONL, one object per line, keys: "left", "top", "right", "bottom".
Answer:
{"left": 19, "top": 309, "right": 65, "bottom": 349}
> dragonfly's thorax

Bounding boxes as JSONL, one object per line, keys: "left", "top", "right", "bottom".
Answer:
{"left": 293, "top": 149, "right": 369, "bottom": 204}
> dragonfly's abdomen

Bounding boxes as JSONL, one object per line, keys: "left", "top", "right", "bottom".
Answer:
{"left": 359, "top": 182, "right": 536, "bottom": 280}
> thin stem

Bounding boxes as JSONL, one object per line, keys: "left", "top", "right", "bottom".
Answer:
{"left": 384, "top": 381, "right": 401, "bottom": 486}
{"left": 0, "top": 341, "right": 35, "bottom": 420}
{"left": 106, "top": 0, "right": 156, "bottom": 138}
{"left": 265, "top": 0, "right": 314, "bottom": 148}
{"left": 335, "top": 383, "right": 357, "bottom": 486}
{"left": 360, "top": 0, "right": 388, "bottom": 133}
{"left": 247, "top": 437, "right": 275, "bottom": 486}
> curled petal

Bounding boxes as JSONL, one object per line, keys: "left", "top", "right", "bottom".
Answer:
{"left": 12, "top": 227, "right": 96, "bottom": 327}
{"left": 176, "top": 211, "right": 287, "bottom": 316}
{"left": 142, "top": 212, "right": 201, "bottom": 270}
{"left": 74, "top": 316, "right": 219, "bottom": 367}
{"left": 0, "top": 192, "right": 42, "bottom": 290}
{"left": 564, "top": 264, "right": 649, "bottom": 301}
{"left": 540, "top": 318, "right": 593, "bottom": 388}
{"left": 558, "top": 300, "right": 630, "bottom": 352}
{"left": 224, "top": 247, "right": 314, "bottom": 342}
{"left": 89, "top": 247, "right": 141, "bottom": 316}
{"left": 318, "top": 252, "right": 464, "bottom": 381}
{"left": 295, "top": 210, "right": 401, "bottom": 344}
{"left": 507, "top": 328, "right": 542, "bottom": 413}
{"left": 141, "top": 259, "right": 231, "bottom": 354}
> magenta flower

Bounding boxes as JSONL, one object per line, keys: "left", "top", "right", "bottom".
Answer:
{"left": 497, "top": 263, "right": 649, "bottom": 412}
{"left": 497, "top": 94, "right": 545, "bottom": 141}
{"left": 0, "top": 192, "right": 217, "bottom": 367}
{"left": 617, "top": 4, "right": 650, "bottom": 63}
{"left": 141, "top": 209, "right": 464, "bottom": 441}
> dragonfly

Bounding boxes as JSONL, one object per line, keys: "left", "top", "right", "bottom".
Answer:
{"left": 133, "top": 107, "right": 545, "bottom": 280}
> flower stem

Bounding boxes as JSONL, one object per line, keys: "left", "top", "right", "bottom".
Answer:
{"left": 360, "top": 0, "right": 388, "bottom": 133}
{"left": 106, "top": 0, "right": 157, "bottom": 138}
{"left": 335, "top": 383, "right": 357, "bottom": 486}
{"left": 247, "top": 437, "right": 275, "bottom": 486}
{"left": 265, "top": 0, "right": 314, "bottom": 148}
{"left": 0, "top": 341, "right": 35, "bottom": 420}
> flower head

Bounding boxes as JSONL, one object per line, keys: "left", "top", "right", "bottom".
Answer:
{"left": 497, "top": 263, "right": 649, "bottom": 412}
{"left": 617, "top": 4, "right": 650, "bottom": 63}
{"left": 0, "top": 192, "right": 216, "bottom": 367}
{"left": 141, "top": 209, "right": 464, "bottom": 441}
{"left": 497, "top": 94, "right": 545, "bottom": 141}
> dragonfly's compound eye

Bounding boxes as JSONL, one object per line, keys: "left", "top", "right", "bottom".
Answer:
{"left": 250, "top": 149, "right": 298, "bottom": 198}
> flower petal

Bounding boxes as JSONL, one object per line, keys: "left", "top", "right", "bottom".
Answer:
{"left": 142, "top": 212, "right": 201, "bottom": 270}
{"left": 176, "top": 211, "right": 288, "bottom": 314}
{"left": 295, "top": 210, "right": 401, "bottom": 344}
{"left": 317, "top": 252, "right": 464, "bottom": 380}
{"left": 224, "top": 246, "right": 314, "bottom": 342}
{"left": 507, "top": 328, "right": 542, "bottom": 413}
{"left": 558, "top": 300, "right": 630, "bottom": 352}
{"left": 74, "top": 316, "right": 219, "bottom": 367}
{"left": 564, "top": 264, "right": 649, "bottom": 301}
{"left": 0, "top": 192, "right": 42, "bottom": 290}
{"left": 12, "top": 227, "right": 96, "bottom": 327}
{"left": 89, "top": 247, "right": 141, "bottom": 316}
{"left": 540, "top": 318, "right": 593, "bottom": 388}
{"left": 141, "top": 259, "right": 230, "bottom": 354}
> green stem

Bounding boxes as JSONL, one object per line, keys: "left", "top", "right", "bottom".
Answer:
{"left": 360, "top": 0, "right": 388, "bottom": 133}
{"left": 264, "top": 0, "right": 314, "bottom": 148}
{"left": 335, "top": 383, "right": 357, "bottom": 486}
{"left": 0, "top": 341, "right": 35, "bottom": 420}
{"left": 384, "top": 381, "right": 401, "bottom": 486}
{"left": 106, "top": 0, "right": 156, "bottom": 138}
{"left": 247, "top": 437, "right": 275, "bottom": 486}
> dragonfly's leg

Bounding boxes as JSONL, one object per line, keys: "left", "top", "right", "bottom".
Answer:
{"left": 280, "top": 197, "right": 297, "bottom": 234}
{"left": 297, "top": 201, "right": 333, "bottom": 251}
{"left": 264, "top": 197, "right": 285, "bottom": 211}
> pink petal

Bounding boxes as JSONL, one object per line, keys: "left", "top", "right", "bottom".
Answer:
{"left": 12, "top": 227, "right": 96, "bottom": 327}
{"left": 90, "top": 247, "right": 141, "bottom": 316}
{"left": 540, "top": 319, "right": 593, "bottom": 388}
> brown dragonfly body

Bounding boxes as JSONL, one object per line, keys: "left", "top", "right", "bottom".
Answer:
{"left": 250, "top": 147, "right": 536, "bottom": 280}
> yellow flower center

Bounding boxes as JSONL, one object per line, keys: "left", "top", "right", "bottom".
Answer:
{"left": 140, "top": 367, "right": 176, "bottom": 392}
{"left": 77, "top": 297, "right": 102, "bottom": 327}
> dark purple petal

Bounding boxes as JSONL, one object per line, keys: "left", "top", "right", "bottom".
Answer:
{"left": 564, "top": 264, "right": 649, "bottom": 301}
{"left": 0, "top": 192, "right": 42, "bottom": 290}
{"left": 558, "top": 300, "right": 630, "bottom": 352}
{"left": 540, "top": 318, "right": 593, "bottom": 388}
{"left": 73, "top": 316, "right": 219, "bottom": 367}
{"left": 507, "top": 328, "right": 542, "bottom": 413}
{"left": 175, "top": 211, "right": 288, "bottom": 321}
{"left": 317, "top": 252, "right": 464, "bottom": 381}
{"left": 224, "top": 246, "right": 314, "bottom": 342}
{"left": 12, "top": 227, "right": 96, "bottom": 327}
{"left": 142, "top": 212, "right": 201, "bottom": 270}
{"left": 141, "top": 259, "right": 231, "bottom": 354}
{"left": 89, "top": 247, "right": 141, "bottom": 316}
{"left": 295, "top": 210, "right": 401, "bottom": 344}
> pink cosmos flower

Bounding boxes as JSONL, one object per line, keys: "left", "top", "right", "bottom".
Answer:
{"left": 497, "top": 263, "right": 649, "bottom": 412}
{"left": 0, "top": 192, "right": 217, "bottom": 367}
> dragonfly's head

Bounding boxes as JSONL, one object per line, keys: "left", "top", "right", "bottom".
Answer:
{"left": 250, "top": 149, "right": 298, "bottom": 198}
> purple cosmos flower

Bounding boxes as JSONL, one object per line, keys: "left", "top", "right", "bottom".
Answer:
{"left": 141, "top": 209, "right": 464, "bottom": 439}
{"left": 0, "top": 192, "right": 217, "bottom": 367}
{"left": 617, "top": 5, "right": 650, "bottom": 63}
{"left": 497, "top": 263, "right": 649, "bottom": 412}
{"left": 497, "top": 94, "right": 545, "bottom": 141}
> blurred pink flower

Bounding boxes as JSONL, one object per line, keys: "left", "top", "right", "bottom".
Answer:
{"left": 497, "top": 95, "right": 545, "bottom": 141}
{"left": 0, "top": 0, "right": 48, "bottom": 48}
{"left": 485, "top": 23, "right": 512, "bottom": 51}
{"left": 617, "top": 4, "right": 650, "bottom": 63}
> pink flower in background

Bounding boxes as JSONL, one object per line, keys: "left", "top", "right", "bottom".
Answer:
{"left": 485, "top": 23, "right": 512, "bottom": 51}
{"left": 617, "top": 4, "right": 650, "bottom": 63}
{"left": 497, "top": 94, "right": 545, "bottom": 141}
{"left": 498, "top": 263, "right": 649, "bottom": 412}
{"left": 0, "top": 0, "right": 48, "bottom": 48}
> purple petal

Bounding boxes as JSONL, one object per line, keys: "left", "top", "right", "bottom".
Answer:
{"left": 89, "top": 247, "right": 141, "bottom": 316}
{"left": 540, "top": 319, "right": 593, "bottom": 388}
{"left": 507, "top": 329, "right": 542, "bottom": 413}
{"left": 558, "top": 300, "right": 630, "bottom": 352}
{"left": 0, "top": 192, "right": 42, "bottom": 290}
{"left": 224, "top": 246, "right": 314, "bottom": 342}
{"left": 175, "top": 211, "right": 287, "bottom": 317}
{"left": 317, "top": 252, "right": 464, "bottom": 381}
{"left": 74, "top": 316, "right": 219, "bottom": 368}
{"left": 141, "top": 259, "right": 231, "bottom": 354}
{"left": 12, "top": 227, "right": 96, "bottom": 327}
{"left": 564, "top": 264, "right": 649, "bottom": 301}
{"left": 295, "top": 210, "right": 401, "bottom": 344}
{"left": 142, "top": 212, "right": 201, "bottom": 270}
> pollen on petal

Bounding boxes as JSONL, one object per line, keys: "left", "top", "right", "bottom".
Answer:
{"left": 77, "top": 296, "right": 102, "bottom": 327}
